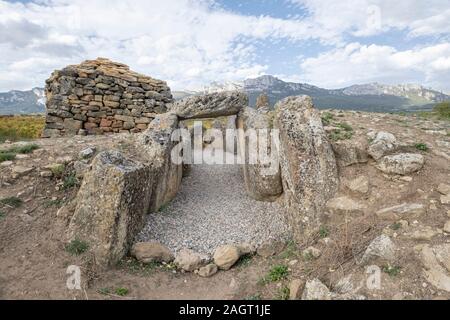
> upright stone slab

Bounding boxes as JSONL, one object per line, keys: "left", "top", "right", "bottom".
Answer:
{"left": 67, "top": 113, "right": 182, "bottom": 267}
{"left": 170, "top": 91, "right": 247, "bottom": 119}
{"left": 67, "top": 151, "right": 155, "bottom": 267}
{"left": 138, "top": 112, "right": 183, "bottom": 212}
{"left": 237, "top": 107, "right": 282, "bottom": 201}
{"left": 275, "top": 96, "right": 338, "bottom": 239}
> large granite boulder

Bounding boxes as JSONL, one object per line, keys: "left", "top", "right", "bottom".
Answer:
{"left": 275, "top": 96, "right": 338, "bottom": 239}
{"left": 171, "top": 91, "right": 248, "bottom": 119}
{"left": 237, "top": 107, "right": 283, "bottom": 201}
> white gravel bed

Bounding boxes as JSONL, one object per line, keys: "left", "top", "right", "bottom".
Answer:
{"left": 135, "top": 161, "right": 290, "bottom": 255}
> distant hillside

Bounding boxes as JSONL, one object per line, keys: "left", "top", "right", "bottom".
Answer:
{"left": 0, "top": 88, "right": 45, "bottom": 115}
{"left": 179, "top": 76, "right": 450, "bottom": 113}
{"left": 2, "top": 78, "right": 450, "bottom": 115}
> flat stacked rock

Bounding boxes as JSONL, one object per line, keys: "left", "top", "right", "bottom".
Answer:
{"left": 43, "top": 58, "right": 172, "bottom": 137}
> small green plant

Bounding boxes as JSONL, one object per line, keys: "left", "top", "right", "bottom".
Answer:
{"left": 337, "top": 122, "right": 353, "bottom": 132}
{"left": 0, "top": 196, "right": 23, "bottom": 208}
{"left": 65, "top": 239, "right": 89, "bottom": 256}
{"left": 276, "top": 286, "right": 290, "bottom": 300}
{"left": 321, "top": 112, "right": 334, "bottom": 125}
{"left": 390, "top": 222, "right": 402, "bottom": 231}
{"left": 118, "top": 258, "right": 158, "bottom": 276}
{"left": 98, "top": 287, "right": 111, "bottom": 295}
{"left": 13, "top": 143, "right": 39, "bottom": 154}
{"left": 0, "top": 210, "right": 5, "bottom": 219}
{"left": 0, "top": 152, "right": 16, "bottom": 162}
{"left": 245, "top": 294, "right": 262, "bottom": 301}
{"left": 115, "top": 287, "right": 129, "bottom": 296}
{"left": 329, "top": 129, "right": 353, "bottom": 141}
{"left": 261, "top": 265, "right": 289, "bottom": 284}
{"left": 302, "top": 251, "right": 315, "bottom": 261}
{"left": 433, "top": 101, "right": 450, "bottom": 119}
{"left": 414, "top": 143, "right": 429, "bottom": 152}
{"left": 319, "top": 226, "right": 329, "bottom": 238}
{"left": 44, "top": 198, "right": 63, "bottom": 208}
{"left": 63, "top": 174, "right": 79, "bottom": 190}
{"left": 382, "top": 264, "right": 401, "bottom": 277}
{"left": 50, "top": 164, "right": 65, "bottom": 178}
{"left": 279, "top": 241, "right": 297, "bottom": 259}
{"left": 235, "top": 254, "right": 254, "bottom": 268}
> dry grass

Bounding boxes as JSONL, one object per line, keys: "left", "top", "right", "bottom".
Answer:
{"left": 0, "top": 115, "right": 45, "bottom": 142}
{"left": 296, "top": 214, "right": 384, "bottom": 283}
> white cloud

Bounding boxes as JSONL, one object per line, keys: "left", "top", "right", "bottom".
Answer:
{"left": 300, "top": 42, "right": 450, "bottom": 91}
{"left": 0, "top": 0, "right": 450, "bottom": 92}
{"left": 291, "top": 0, "right": 450, "bottom": 37}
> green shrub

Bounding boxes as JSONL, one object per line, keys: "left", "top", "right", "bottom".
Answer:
{"left": 276, "top": 286, "right": 290, "bottom": 300}
{"left": 382, "top": 265, "right": 401, "bottom": 277}
{"left": 65, "top": 239, "right": 89, "bottom": 256}
{"left": 261, "top": 265, "right": 289, "bottom": 284}
{"left": 319, "top": 226, "right": 329, "bottom": 238}
{"left": 115, "top": 287, "right": 129, "bottom": 296}
{"left": 433, "top": 101, "right": 450, "bottom": 119}
{"left": 414, "top": 143, "right": 429, "bottom": 152}
{"left": 50, "top": 164, "right": 65, "bottom": 178}
{"left": 0, "top": 197, "right": 23, "bottom": 208}
{"left": 0, "top": 152, "right": 16, "bottom": 162}
{"left": 63, "top": 174, "right": 79, "bottom": 189}
{"left": 321, "top": 112, "right": 334, "bottom": 125}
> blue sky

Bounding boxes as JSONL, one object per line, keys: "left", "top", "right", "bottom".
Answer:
{"left": 1, "top": 0, "right": 450, "bottom": 92}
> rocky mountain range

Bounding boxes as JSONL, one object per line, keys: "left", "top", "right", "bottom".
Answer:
{"left": 0, "top": 88, "right": 45, "bottom": 115}
{"left": 1, "top": 76, "right": 449, "bottom": 114}
{"left": 176, "top": 75, "right": 450, "bottom": 113}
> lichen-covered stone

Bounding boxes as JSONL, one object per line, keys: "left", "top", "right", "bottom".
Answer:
{"left": 237, "top": 107, "right": 282, "bottom": 201}
{"left": 171, "top": 91, "right": 247, "bottom": 119}
{"left": 275, "top": 95, "right": 338, "bottom": 239}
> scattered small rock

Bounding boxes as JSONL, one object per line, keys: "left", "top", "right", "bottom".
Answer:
{"left": 289, "top": 279, "right": 305, "bottom": 300}
{"left": 441, "top": 194, "right": 450, "bottom": 205}
{"left": 197, "top": 264, "right": 218, "bottom": 277}
{"left": 174, "top": 249, "right": 206, "bottom": 272}
{"left": 360, "top": 234, "right": 396, "bottom": 265}
{"left": 302, "top": 246, "right": 321, "bottom": 259}
{"left": 12, "top": 166, "right": 34, "bottom": 177}
{"left": 79, "top": 147, "right": 96, "bottom": 159}
{"left": 408, "top": 226, "right": 443, "bottom": 241}
{"left": 368, "top": 131, "right": 397, "bottom": 160}
{"left": 0, "top": 161, "right": 13, "bottom": 168}
{"left": 376, "top": 203, "right": 425, "bottom": 221}
{"left": 256, "top": 241, "right": 286, "bottom": 258}
{"left": 443, "top": 221, "right": 450, "bottom": 233}
{"left": 437, "top": 183, "right": 450, "bottom": 195}
{"left": 131, "top": 242, "right": 174, "bottom": 263}
{"left": 213, "top": 245, "right": 241, "bottom": 270}
{"left": 302, "top": 279, "right": 332, "bottom": 300}
{"left": 326, "top": 196, "right": 366, "bottom": 215}
{"left": 345, "top": 176, "right": 369, "bottom": 194}
{"left": 40, "top": 171, "right": 53, "bottom": 178}
{"left": 376, "top": 153, "right": 424, "bottom": 175}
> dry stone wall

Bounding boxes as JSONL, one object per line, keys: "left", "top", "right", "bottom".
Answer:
{"left": 43, "top": 58, "right": 172, "bottom": 137}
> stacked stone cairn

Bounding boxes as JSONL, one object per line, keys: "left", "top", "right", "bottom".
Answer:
{"left": 43, "top": 58, "right": 172, "bottom": 137}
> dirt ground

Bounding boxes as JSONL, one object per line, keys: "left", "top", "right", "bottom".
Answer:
{"left": 0, "top": 110, "right": 449, "bottom": 300}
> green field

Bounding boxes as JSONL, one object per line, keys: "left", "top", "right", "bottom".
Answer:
{"left": 0, "top": 115, "right": 45, "bottom": 143}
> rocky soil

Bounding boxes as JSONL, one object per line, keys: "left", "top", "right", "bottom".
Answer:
{"left": 0, "top": 110, "right": 449, "bottom": 300}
